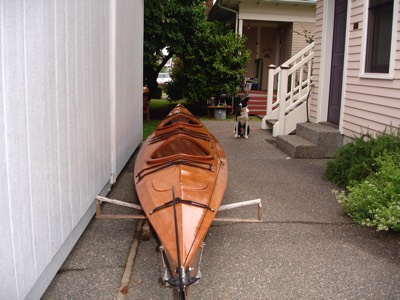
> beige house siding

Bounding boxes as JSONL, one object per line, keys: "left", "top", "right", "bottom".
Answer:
{"left": 342, "top": 0, "right": 400, "bottom": 137}
{"left": 312, "top": 0, "right": 400, "bottom": 138}
{"left": 309, "top": 0, "right": 324, "bottom": 122}
{"left": 280, "top": 23, "right": 293, "bottom": 64}
{"left": 279, "top": 22, "right": 315, "bottom": 65}
{"left": 292, "top": 22, "right": 315, "bottom": 54}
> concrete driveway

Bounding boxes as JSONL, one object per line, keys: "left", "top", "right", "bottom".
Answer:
{"left": 43, "top": 119, "right": 400, "bottom": 300}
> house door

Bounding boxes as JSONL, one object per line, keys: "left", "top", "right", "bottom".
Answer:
{"left": 327, "top": 0, "right": 347, "bottom": 125}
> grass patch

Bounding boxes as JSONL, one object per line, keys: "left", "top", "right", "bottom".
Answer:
{"left": 143, "top": 119, "right": 160, "bottom": 140}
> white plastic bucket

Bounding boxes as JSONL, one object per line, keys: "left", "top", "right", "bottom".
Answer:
{"left": 214, "top": 108, "right": 226, "bottom": 120}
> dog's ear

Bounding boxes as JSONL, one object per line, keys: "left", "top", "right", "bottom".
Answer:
{"left": 240, "top": 97, "right": 249, "bottom": 107}
{"left": 235, "top": 103, "right": 242, "bottom": 118}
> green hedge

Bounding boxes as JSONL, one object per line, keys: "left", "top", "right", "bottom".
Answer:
{"left": 327, "top": 128, "right": 400, "bottom": 231}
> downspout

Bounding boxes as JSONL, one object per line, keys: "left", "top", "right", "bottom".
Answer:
{"left": 218, "top": 0, "right": 239, "bottom": 34}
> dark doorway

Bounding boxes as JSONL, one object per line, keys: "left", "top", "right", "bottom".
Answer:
{"left": 327, "top": 0, "right": 347, "bottom": 125}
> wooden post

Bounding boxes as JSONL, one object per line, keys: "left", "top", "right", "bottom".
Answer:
{"left": 267, "top": 64, "right": 276, "bottom": 115}
{"left": 277, "top": 64, "right": 289, "bottom": 136}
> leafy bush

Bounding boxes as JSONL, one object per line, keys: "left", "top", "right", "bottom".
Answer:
{"left": 335, "top": 151, "right": 400, "bottom": 231}
{"left": 328, "top": 128, "right": 400, "bottom": 231}
{"left": 326, "top": 128, "right": 400, "bottom": 187}
{"left": 166, "top": 21, "right": 250, "bottom": 104}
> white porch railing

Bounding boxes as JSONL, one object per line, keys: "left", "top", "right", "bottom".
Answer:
{"left": 262, "top": 42, "right": 315, "bottom": 136}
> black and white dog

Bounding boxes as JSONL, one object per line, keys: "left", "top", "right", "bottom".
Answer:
{"left": 234, "top": 96, "right": 250, "bottom": 138}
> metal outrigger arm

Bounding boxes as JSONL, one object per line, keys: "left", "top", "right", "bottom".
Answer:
{"left": 95, "top": 196, "right": 146, "bottom": 220}
{"left": 95, "top": 196, "right": 263, "bottom": 223}
{"left": 215, "top": 198, "right": 263, "bottom": 223}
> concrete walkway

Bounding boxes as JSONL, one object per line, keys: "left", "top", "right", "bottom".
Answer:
{"left": 43, "top": 119, "right": 400, "bottom": 300}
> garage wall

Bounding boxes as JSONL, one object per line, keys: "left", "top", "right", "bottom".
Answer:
{"left": 0, "top": 0, "right": 143, "bottom": 299}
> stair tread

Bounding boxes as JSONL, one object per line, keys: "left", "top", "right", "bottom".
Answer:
{"left": 298, "top": 122, "right": 340, "bottom": 133}
{"left": 274, "top": 122, "right": 343, "bottom": 159}
{"left": 277, "top": 135, "right": 315, "bottom": 146}
{"left": 296, "top": 123, "right": 342, "bottom": 148}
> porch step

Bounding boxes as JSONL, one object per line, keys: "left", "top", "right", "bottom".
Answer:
{"left": 248, "top": 99, "right": 267, "bottom": 116}
{"left": 239, "top": 90, "right": 275, "bottom": 116}
{"left": 276, "top": 123, "right": 342, "bottom": 159}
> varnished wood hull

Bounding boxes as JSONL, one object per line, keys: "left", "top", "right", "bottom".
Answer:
{"left": 134, "top": 104, "right": 227, "bottom": 285}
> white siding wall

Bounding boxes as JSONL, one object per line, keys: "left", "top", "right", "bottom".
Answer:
{"left": 114, "top": 0, "right": 143, "bottom": 176}
{"left": 0, "top": 0, "right": 143, "bottom": 299}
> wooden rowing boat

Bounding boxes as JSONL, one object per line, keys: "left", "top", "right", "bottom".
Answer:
{"left": 133, "top": 104, "right": 227, "bottom": 296}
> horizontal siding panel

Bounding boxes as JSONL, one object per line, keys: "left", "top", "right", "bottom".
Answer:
{"left": 342, "top": 114, "right": 398, "bottom": 137}
{"left": 348, "top": 33, "right": 362, "bottom": 46}
{"left": 350, "top": 3, "right": 364, "bottom": 18}
{"left": 346, "top": 82, "right": 400, "bottom": 98}
{"left": 346, "top": 61, "right": 362, "bottom": 71}
{"left": 350, "top": 0, "right": 364, "bottom": 17}
{"left": 345, "top": 91, "right": 400, "bottom": 108}
{"left": 342, "top": 120, "right": 376, "bottom": 138}
{"left": 346, "top": 76, "right": 400, "bottom": 89}
{"left": 345, "top": 99, "right": 400, "bottom": 118}
{"left": 344, "top": 106, "right": 400, "bottom": 129}
{"left": 347, "top": 44, "right": 362, "bottom": 55}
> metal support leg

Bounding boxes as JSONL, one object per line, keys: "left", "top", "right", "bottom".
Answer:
{"left": 214, "top": 198, "right": 263, "bottom": 223}
{"left": 95, "top": 196, "right": 146, "bottom": 220}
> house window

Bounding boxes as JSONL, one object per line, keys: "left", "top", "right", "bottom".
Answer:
{"left": 365, "top": 0, "right": 394, "bottom": 73}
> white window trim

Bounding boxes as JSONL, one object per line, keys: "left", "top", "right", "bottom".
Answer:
{"left": 360, "top": 0, "right": 398, "bottom": 79}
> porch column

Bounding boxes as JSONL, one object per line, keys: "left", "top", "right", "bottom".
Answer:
{"left": 238, "top": 19, "right": 243, "bottom": 36}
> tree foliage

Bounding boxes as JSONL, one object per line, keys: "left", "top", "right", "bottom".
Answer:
{"left": 143, "top": 0, "right": 205, "bottom": 97}
{"left": 144, "top": 1, "right": 250, "bottom": 102}
{"left": 166, "top": 21, "right": 250, "bottom": 103}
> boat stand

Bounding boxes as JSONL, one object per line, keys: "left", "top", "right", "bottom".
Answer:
{"left": 95, "top": 196, "right": 151, "bottom": 240}
{"left": 95, "top": 196, "right": 263, "bottom": 223}
{"left": 215, "top": 198, "right": 262, "bottom": 223}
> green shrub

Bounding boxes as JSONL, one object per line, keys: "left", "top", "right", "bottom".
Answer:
{"left": 335, "top": 151, "right": 400, "bottom": 231}
{"left": 326, "top": 128, "right": 400, "bottom": 187}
